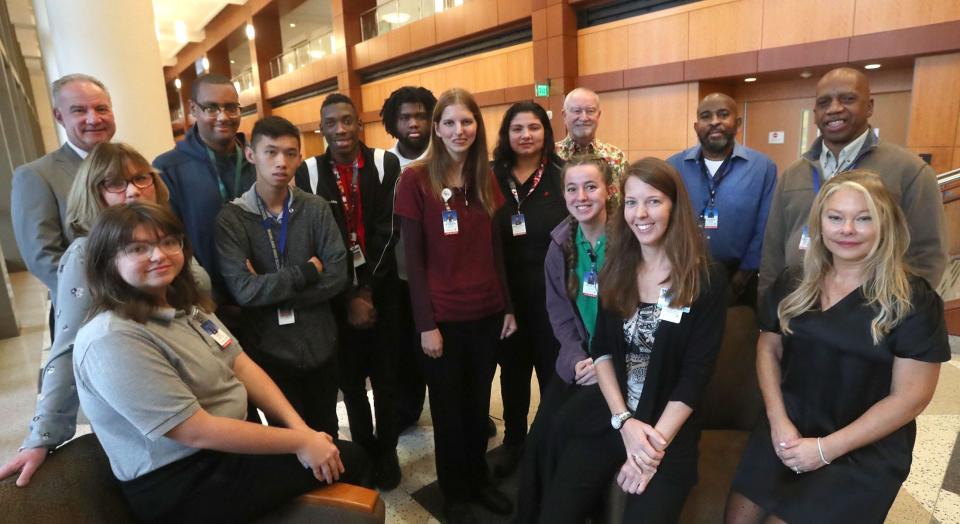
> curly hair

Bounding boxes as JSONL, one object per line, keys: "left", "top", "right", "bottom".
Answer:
{"left": 380, "top": 86, "right": 437, "bottom": 138}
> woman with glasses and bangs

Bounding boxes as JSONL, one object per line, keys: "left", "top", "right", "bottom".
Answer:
{"left": 0, "top": 142, "right": 210, "bottom": 487}
{"left": 70, "top": 202, "right": 366, "bottom": 523}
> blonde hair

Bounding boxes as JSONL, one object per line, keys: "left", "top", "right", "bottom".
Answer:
{"left": 414, "top": 88, "right": 497, "bottom": 216}
{"left": 66, "top": 142, "right": 169, "bottom": 237}
{"left": 778, "top": 170, "right": 912, "bottom": 344}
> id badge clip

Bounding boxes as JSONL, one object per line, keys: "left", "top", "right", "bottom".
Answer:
{"left": 201, "top": 319, "right": 233, "bottom": 348}
{"left": 511, "top": 213, "right": 527, "bottom": 236}
{"left": 657, "top": 288, "right": 689, "bottom": 324}
{"left": 278, "top": 308, "right": 296, "bottom": 326}
{"left": 798, "top": 226, "right": 811, "bottom": 251}
{"left": 582, "top": 270, "right": 599, "bottom": 297}
{"left": 703, "top": 208, "right": 718, "bottom": 230}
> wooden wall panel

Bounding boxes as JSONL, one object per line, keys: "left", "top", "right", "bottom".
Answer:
{"left": 910, "top": 147, "right": 954, "bottom": 174}
{"left": 358, "top": 43, "right": 533, "bottom": 115}
{"left": 498, "top": 0, "right": 534, "bottom": 23}
{"left": 743, "top": 97, "right": 811, "bottom": 173}
{"left": 301, "top": 132, "right": 326, "bottom": 159}
{"left": 627, "top": 13, "right": 688, "bottom": 69}
{"left": 481, "top": 104, "right": 512, "bottom": 154}
{"left": 854, "top": 0, "right": 960, "bottom": 35}
{"left": 362, "top": 122, "right": 393, "bottom": 150}
{"left": 239, "top": 114, "right": 257, "bottom": 140}
{"left": 628, "top": 83, "right": 691, "bottom": 151}
{"left": 594, "top": 90, "right": 629, "bottom": 153}
{"left": 908, "top": 53, "right": 960, "bottom": 148}
{"left": 578, "top": 26, "right": 628, "bottom": 76}
{"left": 408, "top": 17, "right": 437, "bottom": 53}
{"left": 271, "top": 96, "right": 324, "bottom": 126}
{"left": 868, "top": 91, "right": 911, "bottom": 148}
{"left": 688, "top": 0, "right": 762, "bottom": 60}
{"left": 761, "top": 0, "right": 855, "bottom": 48}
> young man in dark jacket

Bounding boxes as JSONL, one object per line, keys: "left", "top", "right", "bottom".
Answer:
{"left": 154, "top": 74, "right": 256, "bottom": 302}
{"left": 217, "top": 116, "right": 348, "bottom": 436}
{"left": 294, "top": 93, "right": 404, "bottom": 490}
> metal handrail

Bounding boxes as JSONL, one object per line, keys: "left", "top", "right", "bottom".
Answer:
{"left": 231, "top": 66, "right": 254, "bottom": 92}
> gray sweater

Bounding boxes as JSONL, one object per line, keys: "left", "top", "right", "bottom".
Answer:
{"left": 216, "top": 186, "right": 348, "bottom": 370}
{"left": 758, "top": 131, "right": 947, "bottom": 299}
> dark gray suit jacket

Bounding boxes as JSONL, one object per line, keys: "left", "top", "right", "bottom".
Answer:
{"left": 11, "top": 143, "right": 83, "bottom": 296}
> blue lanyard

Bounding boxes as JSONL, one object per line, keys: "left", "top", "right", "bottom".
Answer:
{"left": 256, "top": 191, "right": 292, "bottom": 270}
{"left": 698, "top": 153, "right": 733, "bottom": 209}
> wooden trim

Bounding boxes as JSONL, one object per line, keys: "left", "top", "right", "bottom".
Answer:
{"left": 625, "top": 61, "right": 685, "bottom": 89}
{"left": 684, "top": 51, "right": 758, "bottom": 81}
{"left": 360, "top": 84, "right": 535, "bottom": 124}
{"left": 850, "top": 20, "right": 960, "bottom": 62}
{"left": 297, "top": 483, "right": 380, "bottom": 513}
{"left": 758, "top": 38, "right": 850, "bottom": 73}
{"left": 576, "top": 70, "right": 622, "bottom": 92}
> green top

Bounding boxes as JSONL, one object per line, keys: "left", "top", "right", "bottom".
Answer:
{"left": 574, "top": 225, "right": 606, "bottom": 345}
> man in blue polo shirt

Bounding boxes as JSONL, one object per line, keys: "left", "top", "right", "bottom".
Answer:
{"left": 667, "top": 93, "right": 777, "bottom": 307}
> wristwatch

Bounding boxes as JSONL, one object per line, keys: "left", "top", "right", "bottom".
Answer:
{"left": 611, "top": 411, "right": 632, "bottom": 430}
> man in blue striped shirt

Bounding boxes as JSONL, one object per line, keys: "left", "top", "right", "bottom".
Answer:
{"left": 667, "top": 93, "right": 777, "bottom": 307}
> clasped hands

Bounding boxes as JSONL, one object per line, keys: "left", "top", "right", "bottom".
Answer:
{"left": 617, "top": 419, "right": 667, "bottom": 495}
{"left": 769, "top": 417, "right": 829, "bottom": 474}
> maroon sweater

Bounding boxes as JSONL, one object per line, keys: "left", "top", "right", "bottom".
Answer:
{"left": 395, "top": 165, "right": 510, "bottom": 331}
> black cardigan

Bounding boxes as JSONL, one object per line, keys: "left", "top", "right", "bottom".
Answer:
{"left": 591, "top": 261, "right": 729, "bottom": 485}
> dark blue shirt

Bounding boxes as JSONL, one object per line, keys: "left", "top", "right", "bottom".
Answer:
{"left": 667, "top": 143, "right": 777, "bottom": 270}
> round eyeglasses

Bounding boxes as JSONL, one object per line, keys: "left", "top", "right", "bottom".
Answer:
{"left": 121, "top": 235, "right": 184, "bottom": 260}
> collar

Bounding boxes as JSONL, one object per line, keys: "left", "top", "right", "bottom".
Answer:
{"left": 682, "top": 142, "right": 746, "bottom": 163}
{"left": 149, "top": 306, "right": 177, "bottom": 322}
{"left": 332, "top": 149, "right": 364, "bottom": 170}
{"left": 819, "top": 128, "right": 870, "bottom": 168}
{"left": 389, "top": 141, "right": 426, "bottom": 163}
{"left": 803, "top": 126, "right": 878, "bottom": 162}
{"left": 65, "top": 140, "right": 90, "bottom": 159}
{"left": 559, "top": 135, "right": 599, "bottom": 154}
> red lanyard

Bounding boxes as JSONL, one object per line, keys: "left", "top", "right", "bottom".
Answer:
{"left": 508, "top": 161, "right": 545, "bottom": 212}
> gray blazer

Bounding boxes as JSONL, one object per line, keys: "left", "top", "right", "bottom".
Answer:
{"left": 11, "top": 143, "right": 83, "bottom": 296}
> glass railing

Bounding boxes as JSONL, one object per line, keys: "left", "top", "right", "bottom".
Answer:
{"left": 360, "top": 0, "right": 466, "bottom": 41}
{"left": 231, "top": 66, "right": 255, "bottom": 93}
{"left": 269, "top": 31, "right": 336, "bottom": 79}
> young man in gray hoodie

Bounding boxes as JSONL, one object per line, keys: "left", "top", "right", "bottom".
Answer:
{"left": 216, "top": 116, "right": 348, "bottom": 436}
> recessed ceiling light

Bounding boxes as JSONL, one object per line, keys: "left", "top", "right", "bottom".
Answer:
{"left": 314, "top": 129, "right": 322, "bottom": 133}
{"left": 245, "top": 24, "right": 256, "bottom": 40}
{"left": 230, "top": 59, "right": 235, "bottom": 64}
{"left": 174, "top": 78, "right": 182, "bottom": 90}
{"left": 800, "top": 70, "right": 812, "bottom": 79}
{"left": 864, "top": 63, "right": 881, "bottom": 70}
{"left": 744, "top": 77, "right": 757, "bottom": 83}
{"left": 289, "top": 23, "right": 296, "bottom": 28}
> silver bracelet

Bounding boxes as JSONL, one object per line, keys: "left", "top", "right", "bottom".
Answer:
{"left": 817, "top": 437, "right": 831, "bottom": 465}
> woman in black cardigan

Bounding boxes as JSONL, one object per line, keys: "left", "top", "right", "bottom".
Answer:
{"left": 529, "top": 158, "right": 727, "bottom": 524}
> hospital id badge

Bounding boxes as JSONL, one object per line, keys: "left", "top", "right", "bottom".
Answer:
{"left": 351, "top": 244, "right": 366, "bottom": 267}
{"left": 278, "top": 308, "right": 296, "bottom": 326}
{"left": 659, "top": 306, "right": 684, "bottom": 323}
{"left": 442, "top": 210, "right": 459, "bottom": 235}
{"left": 798, "top": 226, "right": 811, "bottom": 251}
{"left": 703, "top": 208, "right": 718, "bottom": 230}
{"left": 201, "top": 320, "right": 233, "bottom": 348}
{"left": 582, "top": 271, "right": 599, "bottom": 297}
{"left": 511, "top": 213, "right": 527, "bottom": 236}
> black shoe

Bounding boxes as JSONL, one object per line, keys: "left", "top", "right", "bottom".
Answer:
{"left": 472, "top": 484, "right": 513, "bottom": 515}
{"left": 487, "top": 417, "right": 497, "bottom": 438}
{"left": 443, "top": 500, "right": 479, "bottom": 524}
{"left": 490, "top": 442, "right": 524, "bottom": 478}
{"left": 375, "top": 450, "right": 401, "bottom": 491}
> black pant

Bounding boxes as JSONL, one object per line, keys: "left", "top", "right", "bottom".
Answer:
{"left": 338, "top": 279, "right": 403, "bottom": 456}
{"left": 394, "top": 280, "right": 426, "bottom": 427}
{"left": 424, "top": 314, "right": 501, "bottom": 501}
{"left": 497, "top": 283, "right": 559, "bottom": 445}
{"left": 516, "top": 381, "right": 692, "bottom": 524}
{"left": 257, "top": 359, "right": 340, "bottom": 437}
{"left": 121, "top": 441, "right": 370, "bottom": 523}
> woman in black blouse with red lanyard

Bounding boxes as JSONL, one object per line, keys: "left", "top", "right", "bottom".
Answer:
{"left": 489, "top": 101, "right": 568, "bottom": 477}
{"left": 394, "top": 88, "right": 517, "bottom": 524}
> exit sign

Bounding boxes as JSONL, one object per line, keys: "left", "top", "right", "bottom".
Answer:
{"left": 535, "top": 83, "right": 550, "bottom": 97}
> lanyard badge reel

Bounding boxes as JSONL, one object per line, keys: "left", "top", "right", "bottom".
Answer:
{"left": 441, "top": 188, "right": 459, "bottom": 235}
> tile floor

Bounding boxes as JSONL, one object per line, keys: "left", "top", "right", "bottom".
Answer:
{"left": 1, "top": 270, "right": 958, "bottom": 523}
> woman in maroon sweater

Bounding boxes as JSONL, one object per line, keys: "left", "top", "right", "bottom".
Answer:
{"left": 395, "top": 88, "right": 516, "bottom": 523}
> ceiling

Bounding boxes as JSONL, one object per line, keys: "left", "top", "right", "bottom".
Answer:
{"left": 153, "top": 0, "right": 248, "bottom": 67}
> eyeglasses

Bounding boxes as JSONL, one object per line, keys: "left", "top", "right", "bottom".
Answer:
{"left": 197, "top": 103, "right": 242, "bottom": 117}
{"left": 102, "top": 173, "right": 155, "bottom": 194}
{"left": 121, "top": 235, "right": 184, "bottom": 260}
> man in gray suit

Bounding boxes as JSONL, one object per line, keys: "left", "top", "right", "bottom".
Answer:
{"left": 11, "top": 74, "right": 115, "bottom": 301}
